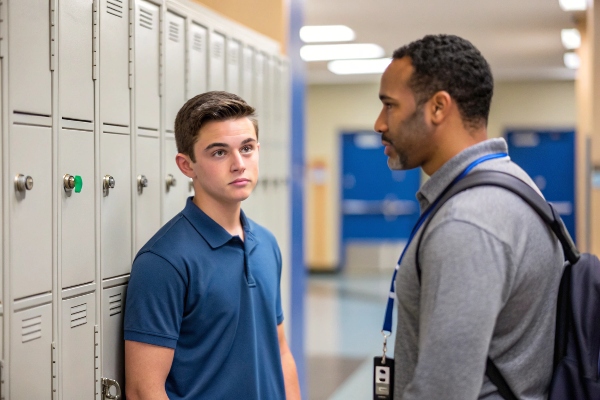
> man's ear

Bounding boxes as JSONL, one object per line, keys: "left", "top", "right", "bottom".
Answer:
{"left": 175, "top": 153, "right": 196, "bottom": 179}
{"left": 428, "top": 91, "right": 452, "bottom": 125}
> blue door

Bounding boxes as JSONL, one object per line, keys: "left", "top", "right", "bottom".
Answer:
{"left": 506, "top": 129, "right": 576, "bottom": 242}
{"left": 341, "top": 132, "right": 421, "bottom": 263}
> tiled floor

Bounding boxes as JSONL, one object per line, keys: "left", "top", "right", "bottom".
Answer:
{"left": 306, "top": 270, "right": 397, "bottom": 400}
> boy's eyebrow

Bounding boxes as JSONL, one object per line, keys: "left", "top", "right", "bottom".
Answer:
{"left": 379, "top": 94, "right": 393, "bottom": 101}
{"left": 204, "top": 137, "right": 257, "bottom": 151}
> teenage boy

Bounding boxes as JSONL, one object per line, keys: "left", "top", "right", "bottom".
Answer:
{"left": 124, "top": 91, "right": 301, "bottom": 400}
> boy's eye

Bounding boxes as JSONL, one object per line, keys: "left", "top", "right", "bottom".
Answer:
{"left": 213, "top": 150, "right": 226, "bottom": 157}
{"left": 241, "top": 145, "right": 253, "bottom": 153}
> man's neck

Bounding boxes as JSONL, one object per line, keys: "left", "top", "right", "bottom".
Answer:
{"left": 192, "top": 196, "right": 245, "bottom": 240}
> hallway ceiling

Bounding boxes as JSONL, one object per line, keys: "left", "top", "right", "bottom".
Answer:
{"left": 303, "top": 0, "right": 580, "bottom": 84}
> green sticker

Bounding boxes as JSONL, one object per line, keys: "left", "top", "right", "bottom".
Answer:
{"left": 74, "top": 175, "right": 83, "bottom": 193}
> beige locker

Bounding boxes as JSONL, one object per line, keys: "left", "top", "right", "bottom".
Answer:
{"left": 209, "top": 31, "right": 226, "bottom": 91}
{"left": 188, "top": 22, "right": 209, "bottom": 99}
{"left": 8, "top": 0, "right": 52, "bottom": 117}
{"left": 9, "top": 125, "right": 53, "bottom": 300}
{"left": 226, "top": 38, "right": 241, "bottom": 95}
{"left": 241, "top": 46, "right": 254, "bottom": 104}
{"left": 165, "top": 11, "right": 186, "bottom": 132}
{"left": 135, "top": 0, "right": 161, "bottom": 133}
{"left": 102, "top": 285, "right": 128, "bottom": 395}
{"left": 10, "top": 303, "right": 52, "bottom": 399}
{"left": 59, "top": 0, "right": 94, "bottom": 123}
{"left": 61, "top": 293, "right": 96, "bottom": 400}
{"left": 100, "top": 0, "right": 131, "bottom": 128}
{"left": 100, "top": 133, "right": 132, "bottom": 279}
{"left": 59, "top": 129, "right": 96, "bottom": 289}
{"left": 163, "top": 136, "right": 189, "bottom": 223}
{"left": 135, "top": 136, "right": 161, "bottom": 252}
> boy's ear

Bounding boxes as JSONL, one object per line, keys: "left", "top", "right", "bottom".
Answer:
{"left": 175, "top": 153, "right": 196, "bottom": 179}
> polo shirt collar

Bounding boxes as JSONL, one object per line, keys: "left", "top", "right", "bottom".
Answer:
{"left": 416, "top": 138, "right": 509, "bottom": 212}
{"left": 181, "top": 197, "right": 257, "bottom": 249}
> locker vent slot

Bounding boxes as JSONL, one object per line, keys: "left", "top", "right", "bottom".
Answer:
{"left": 109, "top": 293, "right": 122, "bottom": 316}
{"left": 139, "top": 7, "right": 153, "bottom": 30}
{"left": 63, "top": 117, "right": 93, "bottom": 124}
{"left": 103, "top": 122, "right": 129, "bottom": 128}
{"left": 21, "top": 315, "right": 42, "bottom": 343}
{"left": 212, "top": 40, "right": 223, "bottom": 59}
{"left": 70, "top": 303, "right": 88, "bottom": 328}
{"left": 229, "top": 48, "right": 238, "bottom": 65}
{"left": 168, "top": 21, "right": 180, "bottom": 43}
{"left": 14, "top": 110, "right": 51, "bottom": 118}
{"left": 107, "top": 0, "right": 123, "bottom": 18}
{"left": 193, "top": 33, "right": 203, "bottom": 52}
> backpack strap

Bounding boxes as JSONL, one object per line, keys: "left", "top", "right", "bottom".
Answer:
{"left": 413, "top": 169, "right": 580, "bottom": 400}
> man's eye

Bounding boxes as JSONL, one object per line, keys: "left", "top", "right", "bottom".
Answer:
{"left": 241, "top": 145, "right": 253, "bottom": 153}
{"left": 213, "top": 150, "right": 226, "bottom": 157}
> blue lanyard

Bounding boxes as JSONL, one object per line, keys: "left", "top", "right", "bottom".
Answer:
{"left": 381, "top": 153, "right": 508, "bottom": 334}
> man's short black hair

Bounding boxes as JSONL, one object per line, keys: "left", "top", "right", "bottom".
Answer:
{"left": 393, "top": 34, "right": 493, "bottom": 130}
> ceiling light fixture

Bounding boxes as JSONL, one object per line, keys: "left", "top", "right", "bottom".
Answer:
{"left": 299, "top": 25, "right": 356, "bottom": 43}
{"left": 563, "top": 52, "right": 581, "bottom": 69}
{"left": 558, "top": 0, "right": 587, "bottom": 11}
{"left": 561, "top": 28, "right": 581, "bottom": 49}
{"left": 300, "top": 44, "right": 385, "bottom": 62}
{"left": 327, "top": 58, "right": 392, "bottom": 75}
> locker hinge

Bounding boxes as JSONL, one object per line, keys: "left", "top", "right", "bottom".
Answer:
{"left": 0, "top": 359, "right": 5, "bottom": 400}
{"left": 92, "top": 0, "right": 99, "bottom": 80}
{"left": 51, "top": 342, "right": 58, "bottom": 400}
{"left": 159, "top": 10, "right": 163, "bottom": 97}
{"left": 95, "top": 325, "right": 101, "bottom": 399}
{"left": 128, "top": 3, "right": 133, "bottom": 89}
{"left": 50, "top": 1, "right": 56, "bottom": 71}
{"left": 0, "top": 0, "right": 4, "bottom": 58}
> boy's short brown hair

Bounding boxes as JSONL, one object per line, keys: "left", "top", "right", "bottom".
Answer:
{"left": 174, "top": 91, "right": 259, "bottom": 162}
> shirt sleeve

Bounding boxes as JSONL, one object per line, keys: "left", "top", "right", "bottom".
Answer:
{"left": 403, "top": 219, "right": 513, "bottom": 400}
{"left": 124, "top": 251, "right": 187, "bottom": 349}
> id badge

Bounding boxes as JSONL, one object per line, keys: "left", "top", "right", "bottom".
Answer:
{"left": 373, "top": 356, "right": 394, "bottom": 400}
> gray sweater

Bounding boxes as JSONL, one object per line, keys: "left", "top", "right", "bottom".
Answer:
{"left": 394, "top": 138, "right": 564, "bottom": 400}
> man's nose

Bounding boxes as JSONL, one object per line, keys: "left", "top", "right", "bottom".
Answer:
{"left": 231, "top": 151, "right": 246, "bottom": 172}
{"left": 374, "top": 109, "right": 387, "bottom": 133}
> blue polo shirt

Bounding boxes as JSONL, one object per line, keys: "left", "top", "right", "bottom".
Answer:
{"left": 124, "top": 197, "right": 286, "bottom": 399}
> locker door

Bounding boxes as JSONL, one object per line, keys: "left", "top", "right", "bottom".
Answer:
{"left": 10, "top": 303, "right": 52, "bottom": 399}
{"left": 188, "top": 22, "right": 208, "bottom": 99}
{"left": 10, "top": 125, "right": 52, "bottom": 300}
{"left": 163, "top": 137, "right": 189, "bottom": 223}
{"left": 135, "top": 136, "right": 161, "bottom": 252}
{"left": 226, "top": 39, "right": 241, "bottom": 95}
{"left": 59, "top": 129, "right": 96, "bottom": 289}
{"left": 241, "top": 47, "right": 254, "bottom": 103}
{"left": 209, "top": 31, "right": 226, "bottom": 91}
{"left": 59, "top": 0, "right": 94, "bottom": 123}
{"left": 8, "top": 0, "right": 52, "bottom": 116}
{"left": 100, "top": 133, "right": 132, "bottom": 279}
{"left": 135, "top": 0, "right": 160, "bottom": 133}
{"left": 165, "top": 11, "right": 186, "bottom": 132}
{"left": 100, "top": 0, "right": 131, "bottom": 128}
{"left": 61, "top": 293, "right": 96, "bottom": 400}
{"left": 102, "top": 285, "right": 127, "bottom": 392}
{"left": 249, "top": 52, "right": 266, "bottom": 225}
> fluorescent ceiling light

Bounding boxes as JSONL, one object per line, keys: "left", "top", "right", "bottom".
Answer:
{"left": 300, "top": 25, "right": 355, "bottom": 43}
{"left": 328, "top": 58, "right": 392, "bottom": 75}
{"left": 561, "top": 28, "right": 581, "bottom": 49}
{"left": 563, "top": 52, "right": 581, "bottom": 69}
{"left": 559, "top": 0, "right": 587, "bottom": 11}
{"left": 300, "top": 44, "right": 385, "bottom": 62}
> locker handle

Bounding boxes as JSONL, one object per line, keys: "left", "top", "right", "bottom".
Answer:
{"left": 166, "top": 174, "right": 177, "bottom": 192}
{"left": 101, "top": 377, "right": 121, "bottom": 400}
{"left": 103, "top": 175, "right": 115, "bottom": 197}
{"left": 14, "top": 174, "right": 33, "bottom": 192}
{"left": 63, "top": 174, "right": 83, "bottom": 193}
{"left": 137, "top": 175, "right": 148, "bottom": 194}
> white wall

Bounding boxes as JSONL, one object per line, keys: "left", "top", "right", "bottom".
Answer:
{"left": 306, "top": 80, "right": 576, "bottom": 270}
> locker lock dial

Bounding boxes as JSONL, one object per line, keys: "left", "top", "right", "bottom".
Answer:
{"left": 137, "top": 175, "right": 148, "bottom": 194}
{"left": 103, "top": 175, "right": 115, "bottom": 197}
{"left": 101, "top": 377, "right": 121, "bottom": 400}
{"left": 14, "top": 174, "right": 33, "bottom": 192}
{"left": 63, "top": 174, "right": 83, "bottom": 193}
{"left": 166, "top": 174, "right": 177, "bottom": 192}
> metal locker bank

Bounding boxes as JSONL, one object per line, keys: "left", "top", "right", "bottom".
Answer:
{"left": 0, "top": 0, "right": 292, "bottom": 398}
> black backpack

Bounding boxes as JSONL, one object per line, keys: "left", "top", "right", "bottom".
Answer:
{"left": 414, "top": 170, "right": 600, "bottom": 400}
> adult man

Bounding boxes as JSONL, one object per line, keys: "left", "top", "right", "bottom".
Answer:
{"left": 124, "top": 91, "right": 301, "bottom": 399}
{"left": 375, "top": 35, "right": 563, "bottom": 399}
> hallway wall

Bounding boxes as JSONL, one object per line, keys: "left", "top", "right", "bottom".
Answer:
{"left": 306, "top": 80, "right": 576, "bottom": 270}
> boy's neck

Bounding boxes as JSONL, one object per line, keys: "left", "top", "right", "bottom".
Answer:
{"left": 193, "top": 196, "right": 245, "bottom": 240}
